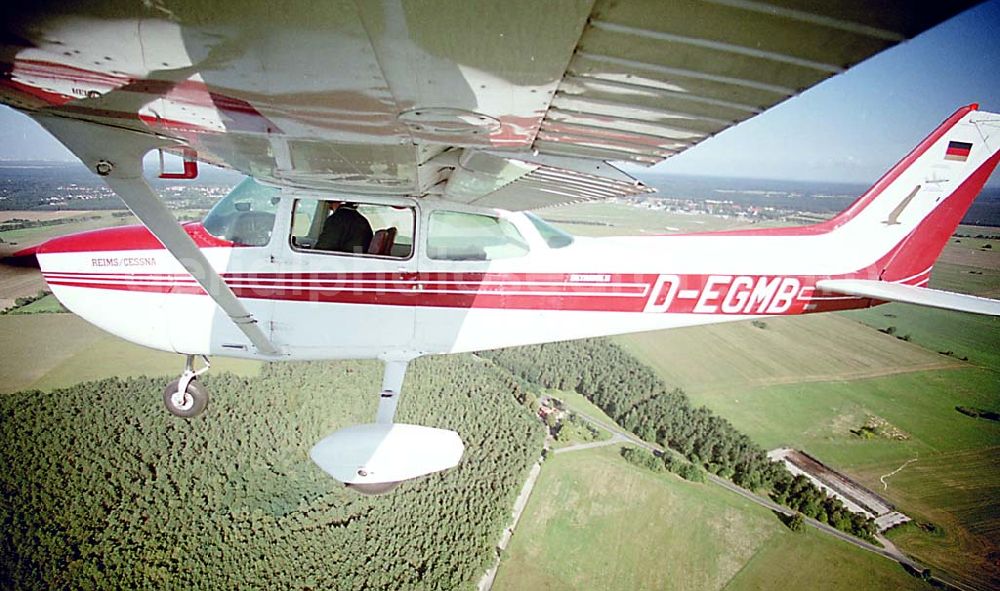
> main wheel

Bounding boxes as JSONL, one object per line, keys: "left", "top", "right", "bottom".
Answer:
{"left": 163, "top": 378, "right": 210, "bottom": 418}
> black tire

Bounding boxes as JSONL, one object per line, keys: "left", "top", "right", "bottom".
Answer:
{"left": 162, "top": 378, "right": 210, "bottom": 418}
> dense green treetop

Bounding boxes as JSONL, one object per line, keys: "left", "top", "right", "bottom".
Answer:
{"left": 0, "top": 356, "right": 543, "bottom": 590}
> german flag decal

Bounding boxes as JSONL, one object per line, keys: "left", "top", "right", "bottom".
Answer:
{"left": 945, "top": 140, "right": 973, "bottom": 161}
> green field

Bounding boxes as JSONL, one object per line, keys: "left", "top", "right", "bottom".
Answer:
{"left": 569, "top": 208, "right": 1000, "bottom": 588}
{"left": 928, "top": 261, "right": 1000, "bottom": 297}
{"left": 845, "top": 304, "right": 1000, "bottom": 369}
{"left": 4, "top": 292, "right": 65, "bottom": 314}
{"left": 543, "top": 389, "right": 618, "bottom": 426}
{"left": 615, "top": 313, "right": 959, "bottom": 397}
{"left": 0, "top": 313, "right": 260, "bottom": 393}
{"left": 493, "top": 446, "right": 930, "bottom": 591}
{"left": 857, "top": 447, "right": 1000, "bottom": 590}
{"left": 0, "top": 212, "right": 135, "bottom": 247}
{"left": 620, "top": 311, "right": 999, "bottom": 588}
{"left": 681, "top": 368, "right": 999, "bottom": 467}
{"left": 540, "top": 202, "right": 762, "bottom": 237}
{"left": 722, "top": 526, "right": 929, "bottom": 591}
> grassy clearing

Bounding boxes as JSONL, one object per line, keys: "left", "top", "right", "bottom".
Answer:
{"left": 544, "top": 388, "right": 618, "bottom": 426}
{"left": 493, "top": 446, "right": 929, "bottom": 591}
{"left": 0, "top": 314, "right": 260, "bottom": 394}
{"left": 614, "top": 313, "right": 957, "bottom": 397}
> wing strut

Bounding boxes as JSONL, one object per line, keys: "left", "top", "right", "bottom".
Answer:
{"left": 34, "top": 115, "right": 281, "bottom": 356}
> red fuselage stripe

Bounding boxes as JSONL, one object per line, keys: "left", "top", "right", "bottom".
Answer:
{"left": 44, "top": 271, "right": 871, "bottom": 315}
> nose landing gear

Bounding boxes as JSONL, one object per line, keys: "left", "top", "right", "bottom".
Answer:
{"left": 163, "top": 354, "right": 211, "bottom": 418}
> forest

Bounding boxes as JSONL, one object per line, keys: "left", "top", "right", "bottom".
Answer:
{"left": 480, "top": 338, "right": 878, "bottom": 541}
{"left": 0, "top": 356, "right": 544, "bottom": 589}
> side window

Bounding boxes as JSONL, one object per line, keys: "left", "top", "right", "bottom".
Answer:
{"left": 290, "top": 198, "right": 414, "bottom": 258}
{"left": 427, "top": 211, "right": 529, "bottom": 261}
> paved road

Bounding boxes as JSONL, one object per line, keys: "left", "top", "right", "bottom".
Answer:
{"left": 566, "top": 410, "right": 980, "bottom": 591}
{"left": 552, "top": 433, "right": 625, "bottom": 454}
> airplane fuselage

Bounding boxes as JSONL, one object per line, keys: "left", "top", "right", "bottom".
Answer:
{"left": 36, "top": 195, "right": 887, "bottom": 363}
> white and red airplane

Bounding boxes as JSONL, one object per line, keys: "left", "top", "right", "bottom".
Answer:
{"left": 2, "top": 1, "right": 998, "bottom": 493}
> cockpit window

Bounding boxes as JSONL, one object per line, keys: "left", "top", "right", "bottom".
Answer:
{"left": 203, "top": 178, "right": 279, "bottom": 247}
{"left": 525, "top": 212, "right": 574, "bottom": 248}
{"left": 290, "top": 198, "right": 414, "bottom": 258}
{"left": 427, "top": 211, "right": 529, "bottom": 261}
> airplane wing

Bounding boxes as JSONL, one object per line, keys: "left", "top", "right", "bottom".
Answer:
{"left": 816, "top": 279, "right": 1000, "bottom": 316}
{"left": 0, "top": 1, "right": 978, "bottom": 209}
{"left": 0, "top": 1, "right": 981, "bottom": 352}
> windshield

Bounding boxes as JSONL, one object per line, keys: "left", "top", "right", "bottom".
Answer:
{"left": 525, "top": 212, "right": 574, "bottom": 248}
{"left": 203, "top": 178, "right": 280, "bottom": 246}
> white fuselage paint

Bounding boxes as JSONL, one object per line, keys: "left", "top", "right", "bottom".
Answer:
{"left": 36, "top": 109, "right": 1000, "bottom": 362}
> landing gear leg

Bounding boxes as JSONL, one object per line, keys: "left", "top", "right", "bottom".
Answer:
{"left": 309, "top": 357, "right": 465, "bottom": 494}
{"left": 375, "top": 358, "right": 408, "bottom": 424}
{"left": 163, "top": 354, "right": 211, "bottom": 418}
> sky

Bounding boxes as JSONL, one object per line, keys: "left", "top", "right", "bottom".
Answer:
{"left": 643, "top": 0, "right": 1000, "bottom": 186}
{"left": 1, "top": 1, "right": 998, "bottom": 187}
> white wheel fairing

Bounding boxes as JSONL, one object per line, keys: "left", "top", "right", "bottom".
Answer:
{"left": 309, "top": 423, "right": 464, "bottom": 485}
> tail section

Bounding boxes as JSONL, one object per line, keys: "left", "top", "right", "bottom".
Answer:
{"left": 829, "top": 104, "right": 1000, "bottom": 282}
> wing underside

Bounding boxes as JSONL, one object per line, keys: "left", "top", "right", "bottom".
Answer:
{"left": 0, "top": 1, "right": 978, "bottom": 208}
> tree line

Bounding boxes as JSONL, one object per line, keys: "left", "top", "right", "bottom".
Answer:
{"left": 479, "top": 338, "right": 878, "bottom": 541}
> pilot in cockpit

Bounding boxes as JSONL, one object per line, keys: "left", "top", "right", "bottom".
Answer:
{"left": 315, "top": 201, "right": 373, "bottom": 253}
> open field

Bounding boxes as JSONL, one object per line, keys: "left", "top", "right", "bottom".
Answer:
{"left": 623, "top": 313, "right": 999, "bottom": 589}
{"left": 0, "top": 211, "right": 137, "bottom": 307}
{"left": 0, "top": 313, "right": 260, "bottom": 394}
{"left": 928, "top": 261, "right": 1000, "bottom": 297}
{"left": 592, "top": 206, "right": 1000, "bottom": 588}
{"left": 856, "top": 447, "right": 1000, "bottom": 591}
{"left": 493, "top": 446, "right": 931, "bottom": 591}
{"left": 540, "top": 202, "right": 771, "bottom": 236}
{"left": 0, "top": 210, "right": 99, "bottom": 223}
{"left": 615, "top": 313, "right": 960, "bottom": 397}
{"left": 0, "top": 266, "right": 47, "bottom": 311}
{"left": 722, "top": 525, "right": 931, "bottom": 591}
{"left": 682, "top": 368, "right": 998, "bottom": 469}
{"left": 845, "top": 304, "right": 1000, "bottom": 369}
{"left": 5, "top": 292, "right": 65, "bottom": 314}
{"left": 0, "top": 210, "right": 134, "bottom": 248}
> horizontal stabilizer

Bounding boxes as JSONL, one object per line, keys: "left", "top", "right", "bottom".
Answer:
{"left": 817, "top": 279, "right": 1000, "bottom": 316}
